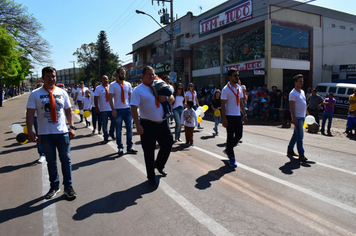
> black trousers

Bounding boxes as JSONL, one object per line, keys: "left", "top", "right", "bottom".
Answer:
{"left": 225, "top": 115, "right": 243, "bottom": 159}
{"left": 308, "top": 109, "right": 320, "bottom": 125}
{"left": 140, "top": 119, "right": 173, "bottom": 180}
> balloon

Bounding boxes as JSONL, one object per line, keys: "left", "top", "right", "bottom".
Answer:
{"left": 197, "top": 106, "right": 204, "bottom": 113}
{"left": 200, "top": 112, "right": 205, "bottom": 118}
{"left": 202, "top": 105, "right": 209, "bottom": 111}
{"left": 305, "top": 115, "right": 315, "bottom": 125}
{"left": 83, "top": 111, "right": 91, "bottom": 118}
{"left": 74, "top": 109, "right": 80, "bottom": 114}
{"left": 11, "top": 124, "right": 23, "bottom": 134}
{"left": 87, "top": 115, "right": 92, "bottom": 122}
{"left": 214, "top": 109, "right": 221, "bottom": 117}
{"left": 16, "top": 133, "right": 28, "bottom": 144}
{"left": 195, "top": 109, "right": 201, "bottom": 117}
{"left": 23, "top": 125, "right": 28, "bottom": 134}
{"left": 303, "top": 121, "right": 307, "bottom": 129}
{"left": 197, "top": 116, "right": 202, "bottom": 123}
{"left": 80, "top": 110, "right": 84, "bottom": 115}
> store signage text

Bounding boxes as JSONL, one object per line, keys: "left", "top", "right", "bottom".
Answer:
{"left": 199, "top": 0, "right": 252, "bottom": 36}
{"left": 225, "top": 59, "right": 264, "bottom": 72}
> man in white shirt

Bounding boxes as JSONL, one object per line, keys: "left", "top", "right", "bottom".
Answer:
{"left": 26, "top": 67, "right": 77, "bottom": 199}
{"left": 109, "top": 68, "right": 137, "bottom": 156}
{"left": 287, "top": 74, "right": 309, "bottom": 162}
{"left": 74, "top": 81, "right": 88, "bottom": 122}
{"left": 131, "top": 66, "right": 174, "bottom": 186}
{"left": 94, "top": 75, "right": 116, "bottom": 144}
{"left": 221, "top": 68, "right": 247, "bottom": 168}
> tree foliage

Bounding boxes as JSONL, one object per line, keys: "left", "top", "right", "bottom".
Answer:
{"left": 73, "top": 30, "right": 121, "bottom": 85}
{"left": 0, "top": 26, "right": 21, "bottom": 78}
{"left": 0, "top": 0, "right": 51, "bottom": 65}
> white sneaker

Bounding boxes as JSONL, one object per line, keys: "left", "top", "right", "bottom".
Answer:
{"left": 37, "top": 155, "right": 46, "bottom": 163}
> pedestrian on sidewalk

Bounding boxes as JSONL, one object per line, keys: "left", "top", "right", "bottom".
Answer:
{"left": 26, "top": 66, "right": 77, "bottom": 199}
{"left": 131, "top": 66, "right": 174, "bottom": 186}
{"left": 287, "top": 74, "right": 309, "bottom": 162}
{"left": 221, "top": 68, "right": 247, "bottom": 168}
{"left": 172, "top": 83, "right": 185, "bottom": 142}
{"left": 181, "top": 100, "right": 198, "bottom": 146}
{"left": 109, "top": 68, "right": 137, "bottom": 156}
{"left": 94, "top": 75, "right": 116, "bottom": 144}
{"left": 320, "top": 92, "right": 336, "bottom": 136}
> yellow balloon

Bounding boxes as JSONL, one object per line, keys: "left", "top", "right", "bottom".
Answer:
{"left": 74, "top": 109, "right": 80, "bottom": 114}
{"left": 202, "top": 105, "right": 209, "bottom": 111}
{"left": 83, "top": 110, "right": 91, "bottom": 118}
{"left": 303, "top": 121, "right": 307, "bottom": 129}
{"left": 20, "top": 139, "right": 28, "bottom": 145}
{"left": 214, "top": 109, "right": 221, "bottom": 117}
{"left": 198, "top": 116, "right": 202, "bottom": 123}
{"left": 23, "top": 126, "right": 28, "bottom": 134}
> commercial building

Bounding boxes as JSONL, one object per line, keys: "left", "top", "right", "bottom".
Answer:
{"left": 129, "top": 0, "right": 356, "bottom": 92}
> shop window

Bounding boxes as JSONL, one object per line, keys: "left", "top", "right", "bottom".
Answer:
{"left": 164, "top": 41, "right": 171, "bottom": 54}
{"left": 340, "top": 25, "right": 346, "bottom": 30}
{"left": 151, "top": 47, "right": 156, "bottom": 58}
{"left": 331, "top": 24, "right": 336, "bottom": 28}
{"left": 271, "top": 25, "right": 309, "bottom": 61}
{"left": 223, "top": 27, "right": 265, "bottom": 65}
{"left": 193, "top": 41, "right": 220, "bottom": 70}
{"left": 177, "top": 35, "right": 184, "bottom": 49}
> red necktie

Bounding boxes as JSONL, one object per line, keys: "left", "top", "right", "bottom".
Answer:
{"left": 43, "top": 86, "right": 57, "bottom": 122}
{"left": 116, "top": 80, "right": 125, "bottom": 104}
{"left": 142, "top": 82, "right": 160, "bottom": 108}
{"left": 227, "top": 83, "right": 240, "bottom": 106}
{"left": 104, "top": 86, "right": 109, "bottom": 102}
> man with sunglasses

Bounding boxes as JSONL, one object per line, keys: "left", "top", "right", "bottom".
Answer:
{"left": 221, "top": 68, "right": 247, "bottom": 167}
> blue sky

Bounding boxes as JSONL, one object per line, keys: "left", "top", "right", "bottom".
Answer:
{"left": 17, "top": 0, "right": 356, "bottom": 75}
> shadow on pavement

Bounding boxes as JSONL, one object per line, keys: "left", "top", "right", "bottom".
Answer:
{"left": 0, "top": 160, "right": 38, "bottom": 174}
{"left": 72, "top": 181, "right": 158, "bottom": 221}
{"left": 279, "top": 155, "right": 315, "bottom": 175}
{"left": 200, "top": 134, "right": 216, "bottom": 140}
{"left": 171, "top": 143, "right": 189, "bottom": 152}
{"left": 195, "top": 160, "right": 235, "bottom": 190}
{"left": 0, "top": 143, "right": 36, "bottom": 155}
{"left": 0, "top": 195, "right": 66, "bottom": 224}
{"left": 72, "top": 153, "right": 119, "bottom": 171}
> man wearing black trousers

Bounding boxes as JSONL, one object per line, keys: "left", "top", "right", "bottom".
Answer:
{"left": 130, "top": 66, "right": 174, "bottom": 186}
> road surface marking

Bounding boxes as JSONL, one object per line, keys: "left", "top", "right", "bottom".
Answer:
{"left": 193, "top": 145, "right": 356, "bottom": 215}
{"left": 42, "top": 161, "right": 59, "bottom": 236}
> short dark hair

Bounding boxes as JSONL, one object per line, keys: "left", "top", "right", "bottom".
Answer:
{"left": 142, "top": 66, "right": 154, "bottom": 75}
{"left": 187, "top": 100, "right": 194, "bottom": 108}
{"left": 162, "top": 75, "right": 170, "bottom": 81}
{"left": 116, "top": 67, "right": 126, "bottom": 74}
{"left": 42, "top": 66, "right": 56, "bottom": 78}
{"left": 228, "top": 68, "right": 239, "bottom": 77}
{"left": 293, "top": 74, "right": 303, "bottom": 82}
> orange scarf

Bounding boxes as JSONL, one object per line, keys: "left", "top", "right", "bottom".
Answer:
{"left": 227, "top": 83, "right": 240, "bottom": 106}
{"left": 116, "top": 80, "right": 125, "bottom": 104}
{"left": 190, "top": 90, "right": 194, "bottom": 103}
{"left": 43, "top": 86, "right": 57, "bottom": 122}
{"left": 81, "top": 87, "right": 84, "bottom": 97}
{"left": 142, "top": 82, "right": 159, "bottom": 108}
{"left": 104, "top": 85, "right": 109, "bottom": 102}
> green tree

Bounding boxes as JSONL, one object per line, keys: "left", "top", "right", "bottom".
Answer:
{"left": 0, "top": 26, "right": 21, "bottom": 78}
{"left": 0, "top": 0, "right": 51, "bottom": 65}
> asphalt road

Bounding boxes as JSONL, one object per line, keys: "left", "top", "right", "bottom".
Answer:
{"left": 1, "top": 93, "right": 355, "bottom": 236}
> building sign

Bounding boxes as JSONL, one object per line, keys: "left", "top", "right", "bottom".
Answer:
{"left": 152, "top": 61, "right": 171, "bottom": 73}
{"left": 224, "top": 59, "right": 265, "bottom": 73}
{"left": 254, "top": 70, "right": 265, "bottom": 75}
{"left": 340, "top": 64, "right": 356, "bottom": 72}
{"left": 199, "top": 0, "right": 253, "bottom": 37}
{"left": 174, "top": 59, "right": 184, "bottom": 72}
{"left": 167, "top": 22, "right": 181, "bottom": 38}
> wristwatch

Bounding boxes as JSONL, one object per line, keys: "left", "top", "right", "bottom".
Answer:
{"left": 69, "top": 126, "right": 75, "bottom": 130}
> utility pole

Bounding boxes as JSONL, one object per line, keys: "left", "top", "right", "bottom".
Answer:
{"left": 69, "top": 61, "right": 76, "bottom": 85}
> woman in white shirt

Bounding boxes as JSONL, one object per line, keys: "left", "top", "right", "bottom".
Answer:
{"left": 172, "top": 83, "right": 185, "bottom": 142}
{"left": 185, "top": 83, "right": 203, "bottom": 129}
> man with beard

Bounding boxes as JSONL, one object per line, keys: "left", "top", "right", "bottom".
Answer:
{"left": 94, "top": 75, "right": 116, "bottom": 144}
{"left": 109, "top": 68, "right": 137, "bottom": 156}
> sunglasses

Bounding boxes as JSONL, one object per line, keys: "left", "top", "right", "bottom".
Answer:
{"left": 233, "top": 74, "right": 239, "bottom": 77}
{"left": 178, "top": 88, "right": 183, "bottom": 90}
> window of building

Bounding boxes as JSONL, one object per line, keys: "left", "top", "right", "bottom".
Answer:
{"left": 350, "top": 27, "right": 354, "bottom": 31}
{"left": 164, "top": 41, "right": 171, "bottom": 54}
{"left": 193, "top": 41, "right": 220, "bottom": 70}
{"left": 331, "top": 24, "right": 336, "bottom": 28}
{"left": 340, "top": 25, "right": 346, "bottom": 30}
{"left": 177, "top": 35, "right": 184, "bottom": 49}
{"left": 271, "top": 25, "right": 309, "bottom": 61}
{"left": 151, "top": 47, "right": 156, "bottom": 58}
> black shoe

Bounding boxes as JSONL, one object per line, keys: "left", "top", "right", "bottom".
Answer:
{"left": 102, "top": 139, "right": 109, "bottom": 144}
{"left": 64, "top": 186, "right": 77, "bottom": 198}
{"left": 110, "top": 134, "right": 116, "bottom": 140}
{"left": 321, "top": 130, "right": 325, "bottom": 135}
{"left": 155, "top": 164, "right": 167, "bottom": 176}
{"left": 118, "top": 148, "right": 124, "bottom": 156}
{"left": 45, "top": 187, "right": 60, "bottom": 199}
{"left": 298, "top": 156, "right": 308, "bottom": 162}
{"left": 127, "top": 148, "right": 138, "bottom": 154}
{"left": 327, "top": 132, "right": 332, "bottom": 136}
{"left": 92, "top": 130, "right": 95, "bottom": 135}
{"left": 98, "top": 131, "right": 102, "bottom": 135}
{"left": 148, "top": 178, "right": 157, "bottom": 186}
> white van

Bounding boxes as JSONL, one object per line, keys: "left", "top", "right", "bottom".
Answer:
{"left": 315, "top": 83, "right": 356, "bottom": 110}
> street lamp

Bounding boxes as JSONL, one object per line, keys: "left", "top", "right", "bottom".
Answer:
{"left": 135, "top": 9, "right": 175, "bottom": 74}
